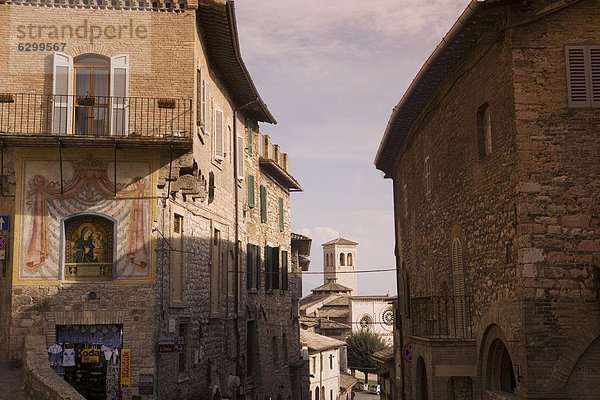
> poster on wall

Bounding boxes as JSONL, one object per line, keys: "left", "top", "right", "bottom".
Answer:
{"left": 121, "top": 348, "right": 131, "bottom": 388}
{"left": 18, "top": 156, "right": 153, "bottom": 281}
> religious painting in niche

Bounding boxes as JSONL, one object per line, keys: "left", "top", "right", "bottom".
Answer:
{"left": 65, "top": 215, "right": 114, "bottom": 281}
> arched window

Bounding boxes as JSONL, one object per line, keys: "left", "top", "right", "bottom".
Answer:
{"left": 424, "top": 156, "right": 432, "bottom": 195}
{"left": 315, "top": 389, "right": 319, "bottom": 400}
{"left": 64, "top": 214, "right": 114, "bottom": 281}
{"left": 451, "top": 237, "right": 466, "bottom": 335}
{"left": 487, "top": 339, "right": 516, "bottom": 393}
{"left": 347, "top": 253, "right": 353, "bottom": 266}
{"left": 339, "top": 253, "right": 345, "bottom": 266}
{"left": 359, "top": 314, "right": 372, "bottom": 331}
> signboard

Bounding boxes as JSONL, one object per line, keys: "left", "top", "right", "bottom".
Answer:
{"left": 402, "top": 342, "right": 413, "bottom": 363}
{"left": 120, "top": 348, "right": 131, "bottom": 388}
{"left": 158, "top": 337, "right": 184, "bottom": 353}
{"left": 0, "top": 216, "right": 10, "bottom": 231}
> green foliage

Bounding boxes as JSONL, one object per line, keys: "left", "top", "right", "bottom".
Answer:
{"left": 346, "top": 330, "right": 387, "bottom": 378}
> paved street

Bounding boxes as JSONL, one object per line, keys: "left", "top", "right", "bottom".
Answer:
{"left": 353, "top": 391, "right": 379, "bottom": 400}
{"left": 0, "top": 364, "right": 25, "bottom": 400}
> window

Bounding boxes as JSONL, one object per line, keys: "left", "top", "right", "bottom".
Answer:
{"left": 281, "top": 250, "right": 289, "bottom": 291}
{"left": 477, "top": 103, "right": 492, "bottom": 158}
{"left": 329, "top": 353, "right": 334, "bottom": 369}
{"left": 237, "top": 136, "right": 244, "bottom": 180}
{"left": 247, "top": 175, "right": 256, "bottom": 209}
{"left": 64, "top": 215, "right": 114, "bottom": 281}
{"left": 171, "top": 214, "right": 184, "bottom": 305}
{"left": 246, "top": 118, "right": 253, "bottom": 156}
{"left": 424, "top": 156, "right": 432, "bottom": 195}
{"left": 260, "top": 185, "right": 267, "bottom": 223}
{"left": 214, "top": 109, "right": 224, "bottom": 160}
{"left": 178, "top": 322, "right": 188, "bottom": 373}
{"left": 451, "top": 237, "right": 466, "bottom": 334}
{"left": 339, "top": 253, "right": 345, "bottom": 266}
{"left": 310, "top": 357, "right": 316, "bottom": 374}
{"left": 359, "top": 314, "right": 372, "bottom": 331}
{"left": 347, "top": 253, "right": 353, "bottom": 266}
{"left": 278, "top": 197, "right": 284, "bottom": 232}
{"left": 196, "top": 69, "right": 202, "bottom": 126}
{"left": 565, "top": 46, "right": 600, "bottom": 108}
{"left": 265, "top": 246, "right": 280, "bottom": 290}
{"left": 330, "top": 390, "right": 333, "bottom": 400}
{"left": 246, "top": 243, "right": 260, "bottom": 290}
{"left": 211, "top": 228, "right": 221, "bottom": 315}
{"left": 52, "top": 53, "right": 129, "bottom": 136}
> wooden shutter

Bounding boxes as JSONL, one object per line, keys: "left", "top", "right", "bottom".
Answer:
{"left": 590, "top": 46, "right": 600, "bottom": 107}
{"left": 281, "top": 250, "right": 288, "bottom": 291}
{"left": 246, "top": 243, "right": 253, "bottom": 290}
{"left": 196, "top": 69, "right": 202, "bottom": 126}
{"left": 265, "top": 245, "right": 272, "bottom": 290}
{"left": 248, "top": 175, "right": 255, "bottom": 209}
{"left": 237, "top": 136, "right": 244, "bottom": 180}
{"left": 214, "top": 109, "right": 224, "bottom": 160}
{"left": 566, "top": 46, "right": 590, "bottom": 107}
{"left": 52, "top": 52, "right": 73, "bottom": 135}
{"left": 203, "top": 80, "right": 210, "bottom": 133}
{"left": 272, "top": 247, "right": 280, "bottom": 290}
{"left": 110, "top": 54, "right": 129, "bottom": 136}
{"left": 278, "top": 197, "right": 284, "bottom": 232}
{"left": 260, "top": 185, "right": 267, "bottom": 223}
{"left": 246, "top": 119, "right": 253, "bottom": 156}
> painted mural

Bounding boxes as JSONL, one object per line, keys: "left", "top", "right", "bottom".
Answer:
{"left": 19, "top": 155, "right": 153, "bottom": 281}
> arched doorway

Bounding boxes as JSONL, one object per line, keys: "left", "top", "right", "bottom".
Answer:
{"left": 416, "top": 357, "right": 429, "bottom": 400}
{"left": 486, "top": 339, "right": 516, "bottom": 393}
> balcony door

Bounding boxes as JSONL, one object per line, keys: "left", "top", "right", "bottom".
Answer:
{"left": 74, "top": 54, "right": 110, "bottom": 136}
{"left": 52, "top": 52, "right": 129, "bottom": 136}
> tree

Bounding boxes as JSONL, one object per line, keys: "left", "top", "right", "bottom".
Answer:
{"left": 346, "top": 330, "right": 386, "bottom": 384}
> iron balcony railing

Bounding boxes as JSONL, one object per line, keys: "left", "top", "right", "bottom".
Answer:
{"left": 410, "top": 295, "right": 474, "bottom": 339}
{"left": 0, "top": 93, "right": 192, "bottom": 139}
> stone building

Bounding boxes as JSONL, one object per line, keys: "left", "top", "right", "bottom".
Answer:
{"left": 0, "top": 1, "right": 303, "bottom": 399}
{"left": 375, "top": 1, "right": 600, "bottom": 399}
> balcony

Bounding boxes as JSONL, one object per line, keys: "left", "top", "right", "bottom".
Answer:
{"left": 410, "top": 295, "right": 474, "bottom": 339}
{"left": 0, "top": 93, "right": 193, "bottom": 149}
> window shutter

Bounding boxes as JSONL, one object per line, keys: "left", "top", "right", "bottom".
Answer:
{"left": 265, "top": 246, "right": 272, "bottom": 290}
{"left": 590, "top": 46, "right": 600, "bottom": 107}
{"left": 203, "top": 81, "right": 210, "bottom": 134}
{"left": 281, "top": 250, "right": 288, "bottom": 291}
{"left": 248, "top": 175, "right": 255, "bottom": 209}
{"left": 260, "top": 185, "right": 267, "bottom": 223}
{"left": 255, "top": 245, "right": 261, "bottom": 290}
{"left": 278, "top": 197, "right": 284, "bottom": 232}
{"left": 272, "top": 247, "right": 280, "bottom": 290}
{"left": 110, "top": 54, "right": 129, "bottom": 136}
{"left": 214, "top": 109, "right": 224, "bottom": 160}
{"left": 237, "top": 136, "right": 244, "bottom": 180}
{"left": 52, "top": 52, "right": 73, "bottom": 135}
{"left": 196, "top": 69, "right": 202, "bottom": 126}
{"left": 566, "top": 46, "right": 590, "bottom": 107}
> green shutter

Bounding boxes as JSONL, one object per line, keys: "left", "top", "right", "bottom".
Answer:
{"left": 260, "top": 185, "right": 267, "bottom": 223}
{"left": 278, "top": 197, "right": 284, "bottom": 232}
{"left": 248, "top": 175, "right": 255, "bottom": 209}
{"left": 281, "top": 250, "right": 288, "bottom": 291}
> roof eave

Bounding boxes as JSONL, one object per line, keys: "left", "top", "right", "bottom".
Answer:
{"left": 374, "top": 0, "right": 483, "bottom": 175}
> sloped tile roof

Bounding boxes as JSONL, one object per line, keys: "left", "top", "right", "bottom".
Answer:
{"left": 322, "top": 237, "right": 358, "bottom": 246}
{"left": 300, "top": 330, "right": 346, "bottom": 352}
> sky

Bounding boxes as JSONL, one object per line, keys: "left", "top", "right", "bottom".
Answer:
{"left": 235, "top": 0, "right": 469, "bottom": 296}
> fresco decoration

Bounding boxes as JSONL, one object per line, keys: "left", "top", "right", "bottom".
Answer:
{"left": 64, "top": 216, "right": 114, "bottom": 281}
{"left": 20, "top": 156, "right": 152, "bottom": 281}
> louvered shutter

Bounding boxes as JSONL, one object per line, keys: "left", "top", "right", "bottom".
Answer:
{"left": 196, "top": 69, "right": 202, "bottom": 126}
{"left": 246, "top": 119, "right": 253, "bottom": 156}
{"left": 590, "top": 46, "right": 600, "bottom": 107}
{"left": 272, "top": 246, "right": 280, "bottom": 290}
{"left": 203, "top": 81, "right": 210, "bottom": 133}
{"left": 52, "top": 52, "right": 73, "bottom": 134}
{"left": 248, "top": 175, "right": 255, "bottom": 209}
{"left": 278, "top": 197, "right": 284, "bottom": 232}
{"left": 237, "top": 136, "right": 244, "bottom": 180}
{"left": 260, "top": 185, "right": 267, "bottom": 223}
{"left": 281, "top": 250, "right": 288, "bottom": 291}
{"left": 566, "top": 46, "right": 590, "bottom": 107}
{"left": 214, "top": 109, "right": 224, "bottom": 160}
{"left": 110, "top": 55, "right": 129, "bottom": 136}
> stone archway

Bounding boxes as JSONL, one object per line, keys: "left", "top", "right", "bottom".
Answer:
{"left": 416, "top": 357, "right": 429, "bottom": 400}
{"left": 479, "top": 324, "right": 517, "bottom": 395}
